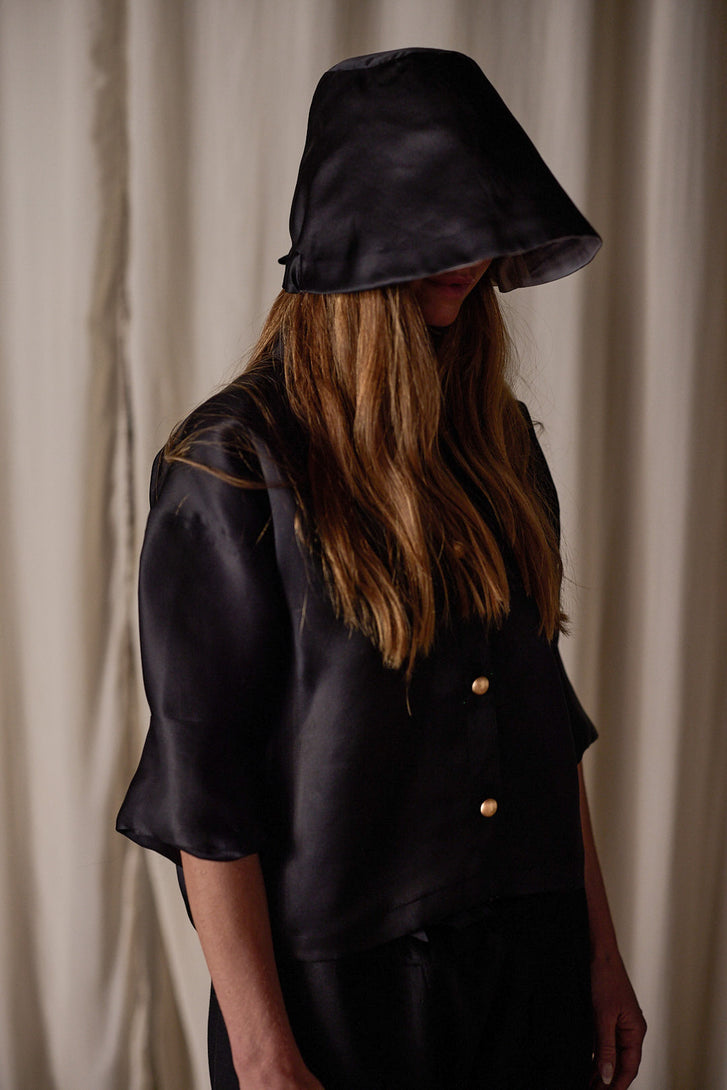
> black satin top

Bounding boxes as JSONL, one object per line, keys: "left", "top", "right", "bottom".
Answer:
{"left": 116, "top": 369, "right": 597, "bottom": 959}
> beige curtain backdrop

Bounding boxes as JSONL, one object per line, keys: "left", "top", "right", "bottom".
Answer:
{"left": 1, "top": 1, "right": 725, "bottom": 1087}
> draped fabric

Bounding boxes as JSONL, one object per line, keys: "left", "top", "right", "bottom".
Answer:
{"left": 1, "top": 1, "right": 725, "bottom": 1087}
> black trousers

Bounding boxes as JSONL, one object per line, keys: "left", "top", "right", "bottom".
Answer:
{"left": 208, "top": 889, "right": 593, "bottom": 1090}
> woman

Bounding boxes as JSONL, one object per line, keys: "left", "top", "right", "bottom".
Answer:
{"left": 118, "top": 48, "right": 646, "bottom": 1089}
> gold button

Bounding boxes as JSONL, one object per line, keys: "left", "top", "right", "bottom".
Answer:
{"left": 471, "top": 676, "right": 489, "bottom": 695}
{"left": 480, "top": 798, "right": 498, "bottom": 818}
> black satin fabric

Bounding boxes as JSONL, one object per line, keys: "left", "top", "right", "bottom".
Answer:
{"left": 209, "top": 890, "right": 593, "bottom": 1089}
{"left": 279, "top": 48, "right": 601, "bottom": 294}
{"left": 116, "top": 365, "right": 598, "bottom": 960}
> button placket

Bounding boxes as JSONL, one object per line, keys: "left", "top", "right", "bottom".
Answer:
{"left": 471, "top": 673, "right": 497, "bottom": 818}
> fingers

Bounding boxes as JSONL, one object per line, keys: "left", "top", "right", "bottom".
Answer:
{"left": 592, "top": 994, "right": 618, "bottom": 1085}
{"left": 594, "top": 1007, "right": 647, "bottom": 1090}
{"left": 595, "top": 1043, "right": 616, "bottom": 1086}
{"left": 610, "top": 1012, "right": 647, "bottom": 1090}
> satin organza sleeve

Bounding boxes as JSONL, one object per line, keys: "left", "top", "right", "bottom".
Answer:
{"left": 553, "top": 642, "right": 598, "bottom": 761}
{"left": 519, "top": 400, "right": 598, "bottom": 762}
{"left": 116, "top": 440, "right": 290, "bottom": 865}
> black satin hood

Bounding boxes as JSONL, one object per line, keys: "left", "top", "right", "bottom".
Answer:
{"left": 279, "top": 48, "right": 601, "bottom": 294}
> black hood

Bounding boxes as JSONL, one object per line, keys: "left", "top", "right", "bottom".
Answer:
{"left": 279, "top": 48, "right": 601, "bottom": 294}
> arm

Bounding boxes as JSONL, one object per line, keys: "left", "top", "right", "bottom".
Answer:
{"left": 578, "top": 766, "right": 647, "bottom": 1089}
{"left": 180, "top": 851, "right": 324, "bottom": 1090}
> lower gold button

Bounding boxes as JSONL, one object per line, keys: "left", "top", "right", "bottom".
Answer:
{"left": 480, "top": 798, "right": 498, "bottom": 818}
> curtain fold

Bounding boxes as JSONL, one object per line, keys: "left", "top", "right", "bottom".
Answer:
{"left": 1, "top": 1, "right": 725, "bottom": 1087}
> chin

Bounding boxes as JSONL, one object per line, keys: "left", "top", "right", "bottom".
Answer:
{"left": 423, "top": 307, "right": 461, "bottom": 327}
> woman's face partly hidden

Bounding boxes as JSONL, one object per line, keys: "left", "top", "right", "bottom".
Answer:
{"left": 410, "top": 259, "right": 492, "bottom": 327}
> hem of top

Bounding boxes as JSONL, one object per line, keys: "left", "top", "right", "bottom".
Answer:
{"left": 274, "top": 867, "right": 586, "bottom": 961}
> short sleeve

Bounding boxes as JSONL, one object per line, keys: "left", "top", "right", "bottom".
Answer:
{"left": 517, "top": 400, "right": 561, "bottom": 542}
{"left": 553, "top": 643, "right": 598, "bottom": 760}
{"left": 518, "top": 400, "right": 598, "bottom": 760}
{"left": 116, "top": 434, "right": 291, "bottom": 865}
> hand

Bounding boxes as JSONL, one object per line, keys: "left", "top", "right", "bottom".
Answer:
{"left": 589, "top": 948, "right": 646, "bottom": 1089}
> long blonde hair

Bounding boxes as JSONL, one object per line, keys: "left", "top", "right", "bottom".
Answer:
{"left": 169, "top": 281, "right": 565, "bottom": 675}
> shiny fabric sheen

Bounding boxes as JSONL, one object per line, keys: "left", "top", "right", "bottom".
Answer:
{"left": 209, "top": 890, "right": 593, "bottom": 1089}
{"left": 280, "top": 48, "right": 602, "bottom": 293}
{"left": 116, "top": 369, "right": 597, "bottom": 960}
